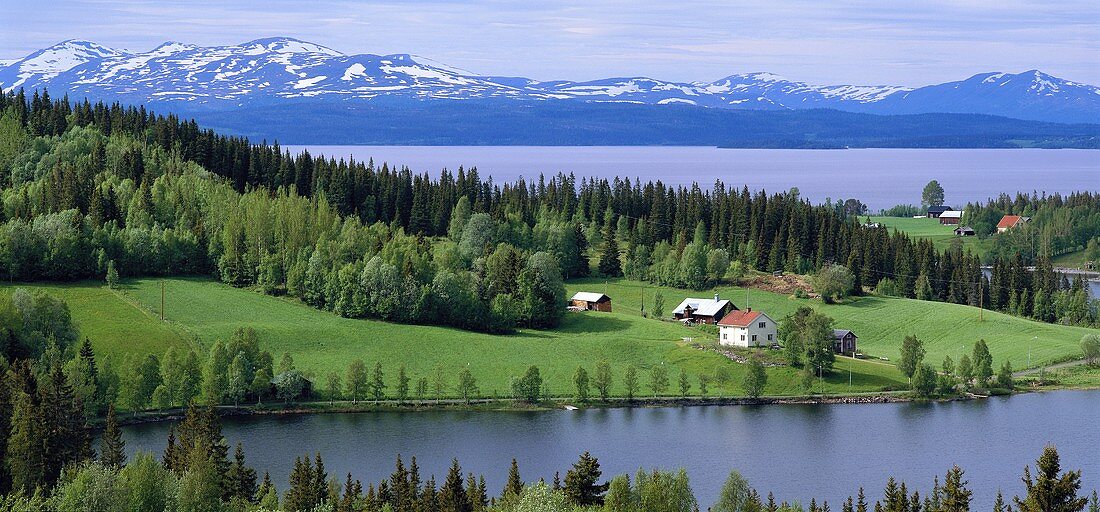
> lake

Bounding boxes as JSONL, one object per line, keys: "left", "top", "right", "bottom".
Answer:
{"left": 283, "top": 146, "right": 1100, "bottom": 210}
{"left": 118, "top": 390, "right": 1100, "bottom": 509}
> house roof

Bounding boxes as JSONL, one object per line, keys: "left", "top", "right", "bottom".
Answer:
{"left": 997, "top": 215, "right": 1030, "bottom": 229}
{"left": 672, "top": 297, "right": 733, "bottom": 317}
{"left": 571, "top": 292, "right": 610, "bottom": 303}
{"left": 927, "top": 205, "right": 952, "bottom": 214}
{"left": 833, "top": 329, "right": 857, "bottom": 339}
{"left": 940, "top": 210, "right": 963, "bottom": 219}
{"left": 954, "top": 226, "right": 974, "bottom": 232}
{"left": 718, "top": 309, "right": 770, "bottom": 327}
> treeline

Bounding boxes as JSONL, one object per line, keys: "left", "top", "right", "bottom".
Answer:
{"left": 0, "top": 89, "right": 1094, "bottom": 329}
{"left": 960, "top": 191, "right": 1100, "bottom": 262}
{"left": 1, "top": 402, "right": 1095, "bottom": 512}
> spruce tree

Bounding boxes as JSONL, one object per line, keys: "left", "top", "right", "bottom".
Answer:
{"left": 371, "top": 361, "right": 386, "bottom": 401}
{"left": 1014, "top": 446, "right": 1088, "bottom": 512}
{"left": 941, "top": 466, "right": 971, "bottom": 512}
{"left": 439, "top": 459, "right": 470, "bottom": 512}
{"left": 100, "top": 404, "right": 126, "bottom": 468}
{"left": 502, "top": 458, "right": 524, "bottom": 500}
{"left": 6, "top": 388, "right": 43, "bottom": 493}
{"left": 227, "top": 442, "right": 258, "bottom": 503}
{"left": 598, "top": 221, "right": 622, "bottom": 277}
{"left": 563, "top": 451, "right": 608, "bottom": 506}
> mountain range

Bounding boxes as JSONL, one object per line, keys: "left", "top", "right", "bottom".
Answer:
{"left": 1, "top": 37, "right": 1098, "bottom": 146}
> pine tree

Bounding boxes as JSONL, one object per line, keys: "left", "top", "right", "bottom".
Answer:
{"left": 100, "top": 404, "right": 126, "bottom": 468}
{"left": 598, "top": 221, "right": 622, "bottom": 277}
{"left": 227, "top": 442, "right": 258, "bottom": 503}
{"left": 312, "top": 452, "right": 329, "bottom": 507}
{"left": 371, "top": 361, "right": 386, "bottom": 401}
{"left": 439, "top": 459, "right": 470, "bottom": 512}
{"left": 502, "top": 458, "right": 524, "bottom": 500}
{"left": 6, "top": 387, "right": 43, "bottom": 493}
{"left": 1014, "top": 445, "right": 1088, "bottom": 512}
{"left": 941, "top": 466, "right": 971, "bottom": 512}
{"left": 284, "top": 455, "right": 316, "bottom": 512}
{"left": 563, "top": 451, "right": 608, "bottom": 506}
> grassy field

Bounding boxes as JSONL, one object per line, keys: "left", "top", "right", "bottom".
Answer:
{"left": 1021, "top": 365, "right": 1100, "bottom": 389}
{"left": 1051, "top": 249, "right": 1093, "bottom": 268}
{"left": 0, "top": 282, "right": 195, "bottom": 362}
{"left": 10, "top": 276, "right": 1093, "bottom": 400}
{"left": 568, "top": 277, "right": 1098, "bottom": 370}
{"left": 101, "top": 277, "right": 903, "bottom": 398}
{"left": 867, "top": 216, "right": 990, "bottom": 257}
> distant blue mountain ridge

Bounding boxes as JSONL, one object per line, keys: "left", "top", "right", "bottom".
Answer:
{"left": 1, "top": 37, "right": 1098, "bottom": 146}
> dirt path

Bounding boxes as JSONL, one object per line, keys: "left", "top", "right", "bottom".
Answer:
{"left": 1013, "top": 358, "right": 1089, "bottom": 377}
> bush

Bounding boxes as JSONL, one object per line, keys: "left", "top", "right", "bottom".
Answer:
{"left": 812, "top": 264, "right": 854, "bottom": 304}
{"left": 874, "top": 278, "right": 900, "bottom": 297}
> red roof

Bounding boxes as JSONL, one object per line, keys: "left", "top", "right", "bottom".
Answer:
{"left": 997, "top": 215, "right": 1022, "bottom": 229}
{"left": 717, "top": 309, "right": 762, "bottom": 327}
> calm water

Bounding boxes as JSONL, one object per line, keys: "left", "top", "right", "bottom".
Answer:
{"left": 119, "top": 391, "right": 1100, "bottom": 509}
{"left": 284, "top": 146, "right": 1100, "bottom": 210}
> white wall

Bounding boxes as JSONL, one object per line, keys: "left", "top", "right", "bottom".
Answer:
{"left": 719, "top": 317, "right": 777, "bottom": 348}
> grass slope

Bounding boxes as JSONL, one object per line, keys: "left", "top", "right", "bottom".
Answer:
{"left": 0, "top": 282, "right": 195, "bottom": 361}
{"left": 867, "top": 216, "right": 989, "bottom": 257}
{"left": 114, "top": 278, "right": 901, "bottom": 397}
{"left": 567, "top": 278, "right": 1097, "bottom": 370}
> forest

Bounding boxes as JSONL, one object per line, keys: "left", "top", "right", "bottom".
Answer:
{"left": 0, "top": 89, "right": 1095, "bottom": 344}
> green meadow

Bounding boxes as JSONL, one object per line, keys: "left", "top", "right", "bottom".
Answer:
{"left": 566, "top": 277, "right": 1097, "bottom": 370}
{"left": 866, "top": 216, "right": 989, "bottom": 257}
{"left": 2, "top": 278, "right": 904, "bottom": 398}
{"left": 7, "top": 275, "right": 1092, "bottom": 399}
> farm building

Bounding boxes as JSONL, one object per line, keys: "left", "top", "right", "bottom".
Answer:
{"left": 717, "top": 308, "right": 776, "bottom": 347}
{"left": 926, "top": 206, "right": 953, "bottom": 218}
{"left": 569, "top": 292, "right": 612, "bottom": 312}
{"left": 672, "top": 294, "right": 735, "bottom": 324}
{"left": 832, "top": 329, "right": 858, "bottom": 355}
{"left": 954, "top": 226, "right": 976, "bottom": 237}
{"left": 938, "top": 210, "right": 963, "bottom": 225}
{"left": 996, "top": 215, "right": 1031, "bottom": 233}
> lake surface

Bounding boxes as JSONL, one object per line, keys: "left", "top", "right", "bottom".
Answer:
{"left": 284, "top": 146, "right": 1100, "bottom": 210}
{"left": 118, "top": 390, "right": 1100, "bottom": 509}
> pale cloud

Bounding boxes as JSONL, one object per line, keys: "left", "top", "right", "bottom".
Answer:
{"left": 0, "top": 0, "right": 1096, "bottom": 86}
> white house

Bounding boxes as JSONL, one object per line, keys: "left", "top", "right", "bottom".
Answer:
{"left": 717, "top": 308, "right": 777, "bottom": 348}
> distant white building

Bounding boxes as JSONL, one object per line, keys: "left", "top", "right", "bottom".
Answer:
{"left": 717, "top": 308, "right": 777, "bottom": 348}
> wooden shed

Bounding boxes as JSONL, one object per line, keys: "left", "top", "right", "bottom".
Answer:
{"left": 570, "top": 292, "right": 612, "bottom": 312}
{"left": 832, "top": 329, "right": 858, "bottom": 355}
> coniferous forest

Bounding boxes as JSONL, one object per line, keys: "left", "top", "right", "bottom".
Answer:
{"left": 0, "top": 85, "right": 1096, "bottom": 510}
{"left": 0, "top": 89, "right": 1095, "bottom": 344}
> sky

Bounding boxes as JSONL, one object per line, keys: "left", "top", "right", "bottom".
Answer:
{"left": 1, "top": 0, "right": 1097, "bottom": 86}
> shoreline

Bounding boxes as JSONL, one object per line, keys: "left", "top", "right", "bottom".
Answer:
{"left": 109, "top": 390, "right": 980, "bottom": 428}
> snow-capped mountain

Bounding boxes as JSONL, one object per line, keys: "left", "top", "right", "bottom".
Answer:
{"left": 1, "top": 37, "right": 1097, "bottom": 124}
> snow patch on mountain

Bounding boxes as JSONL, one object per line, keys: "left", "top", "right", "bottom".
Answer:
{"left": 0, "top": 38, "right": 1096, "bottom": 124}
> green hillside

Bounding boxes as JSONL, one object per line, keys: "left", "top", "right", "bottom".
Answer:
{"left": 569, "top": 278, "right": 1097, "bottom": 370}
{"left": 0, "top": 282, "right": 195, "bottom": 362}
{"left": 2, "top": 278, "right": 903, "bottom": 398}
{"left": 867, "top": 216, "right": 989, "bottom": 257}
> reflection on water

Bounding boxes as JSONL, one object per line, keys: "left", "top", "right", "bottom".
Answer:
{"left": 118, "top": 391, "right": 1100, "bottom": 509}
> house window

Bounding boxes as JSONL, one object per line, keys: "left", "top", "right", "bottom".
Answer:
{"left": 768, "top": 334, "right": 773, "bottom": 341}
{"left": 758, "top": 322, "right": 766, "bottom": 328}
{"left": 722, "top": 333, "right": 727, "bottom": 340}
{"left": 751, "top": 334, "right": 757, "bottom": 342}
{"left": 741, "top": 335, "right": 746, "bottom": 341}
